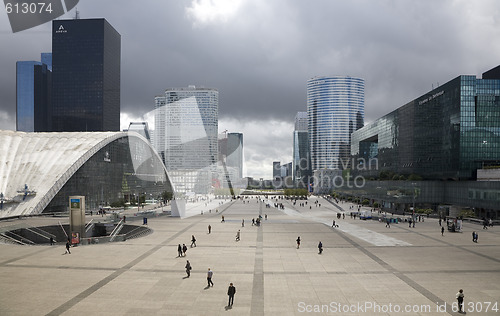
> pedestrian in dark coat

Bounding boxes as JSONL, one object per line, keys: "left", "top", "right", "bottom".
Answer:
{"left": 185, "top": 260, "right": 192, "bottom": 277}
{"left": 178, "top": 244, "right": 182, "bottom": 257}
{"left": 456, "top": 289, "right": 464, "bottom": 313}
{"left": 182, "top": 244, "right": 188, "bottom": 256}
{"left": 227, "top": 283, "right": 236, "bottom": 306}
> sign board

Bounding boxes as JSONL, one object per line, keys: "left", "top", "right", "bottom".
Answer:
{"left": 69, "top": 196, "right": 85, "bottom": 244}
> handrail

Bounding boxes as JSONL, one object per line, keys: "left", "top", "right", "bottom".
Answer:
{"left": 4, "top": 230, "right": 35, "bottom": 245}
{"left": 85, "top": 218, "right": 94, "bottom": 228}
{"left": 85, "top": 223, "right": 94, "bottom": 233}
{"left": 109, "top": 219, "right": 123, "bottom": 242}
{"left": 0, "top": 233, "right": 27, "bottom": 245}
{"left": 58, "top": 221, "right": 68, "bottom": 239}
{"left": 25, "top": 227, "right": 52, "bottom": 242}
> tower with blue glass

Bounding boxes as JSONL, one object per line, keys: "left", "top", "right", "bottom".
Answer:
{"left": 307, "top": 76, "right": 365, "bottom": 171}
{"left": 16, "top": 53, "right": 52, "bottom": 132}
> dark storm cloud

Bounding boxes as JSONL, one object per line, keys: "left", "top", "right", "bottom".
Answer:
{"left": 1, "top": 0, "right": 500, "bottom": 128}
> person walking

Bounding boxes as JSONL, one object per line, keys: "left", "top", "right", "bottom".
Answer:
{"left": 191, "top": 235, "right": 196, "bottom": 247}
{"left": 65, "top": 240, "right": 71, "bottom": 254}
{"left": 208, "top": 225, "right": 211, "bottom": 234}
{"left": 242, "top": 219, "right": 244, "bottom": 227}
{"left": 296, "top": 236, "right": 301, "bottom": 249}
{"left": 441, "top": 226, "right": 445, "bottom": 236}
{"left": 182, "top": 244, "right": 188, "bottom": 256}
{"left": 472, "top": 231, "right": 478, "bottom": 243}
{"left": 227, "top": 283, "right": 236, "bottom": 307}
{"left": 221, "top": 215, "right": 225, "bottom": 223}
{"left": 456, "top": 289, "right": 464, "bottom": 313}
{"left": 318, "top": 241, "right": 323, "bottom": 254}
{"left": 207, "top": 268, "right": 214, "bottom": 287}
{"left": 385, "top": 219, "right": 390, "bottom": 228}
{"left": 185, "top": 260, "right": 192, "bottom": 277}
{"left": 235, "top": 230, "right": 240, "bottom": 241}
{"left": 50, "top": 236, "right": 54, "bottom": 245}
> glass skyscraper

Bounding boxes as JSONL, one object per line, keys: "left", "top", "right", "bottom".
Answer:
{"left": 16, "top": 53, "right": 52, "bottom": 132}
{"left": 51, "top": 18, "right": 121, "bottom": 132}
{"left": 226, "top": 133, "right": 243, "bottom": 180}
{"left": 351, "top": 65, "right": 500, "bottom": 180}
{"left": 307, "top": 76, "right": 364, "bottom": 171}
{"left": 154, "top": 86, "right": 218, "bottom": 194}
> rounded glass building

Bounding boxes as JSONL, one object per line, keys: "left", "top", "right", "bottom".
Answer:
{"left": 307, "top": 76, "right": 364, "bottom": 171}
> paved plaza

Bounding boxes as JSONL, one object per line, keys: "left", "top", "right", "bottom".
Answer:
{"left": 0, "top": 196, "right": 499, "bottom": 315}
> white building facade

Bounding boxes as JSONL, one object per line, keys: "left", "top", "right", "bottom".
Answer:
{"left": 154, "top": 86, "right": 219, "bottom": 194}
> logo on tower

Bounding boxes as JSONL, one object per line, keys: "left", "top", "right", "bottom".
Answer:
{"left": 55, "top": 24, "right": 67, "bottom": 33}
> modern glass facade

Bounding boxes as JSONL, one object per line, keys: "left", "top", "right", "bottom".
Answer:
{"left": 45, "top": 135, "right": 171, "bottom": 213}
{"left": 51, "top": 19, "right": 120, "bottom": 132}
{"left": 343, "top": 66, "right": 500, "bottom": 218}
{"left": 16, "top": 53, "right": 52, "bottom": 132}
{"left": 333, "top": 180, "right": 500, "bottom": 220}
{"left": 351, "top": 67, "right": 500, "bottom": 180}
{"left": 307, "top": 76, "right": 364, "bottom": 171}
{"left": 226, "top": 133, "right": 243, "bottom": 180}
{"left": 153, "top": 86, "right": 218, "bottom": 194}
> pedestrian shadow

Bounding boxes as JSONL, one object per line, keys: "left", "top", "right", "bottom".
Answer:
{"left": 182, "top": 276, "right": 189, "bottom": 279}
{"left": 204, "top": 285, "right": 211, "bottom": 290}
{"left": 224, "top": 305, "right": 232, "bottom": 310}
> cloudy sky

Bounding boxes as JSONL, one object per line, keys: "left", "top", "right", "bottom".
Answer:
{"left": 1, "top": 0, "right": 500, "bottom": 179}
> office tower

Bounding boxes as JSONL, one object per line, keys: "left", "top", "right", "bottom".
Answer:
{"left": 351, "top": 65, "right": 500, "bottom": 180}
{"left": 226, "top": 133, "right": 243, "bottom": 179}
{"left": 154, "top": 86, "right": 218, "bottom": 193}
{"left": 16, "top": 53, "right": 52, "bottom": 132}
{"left": 128, "top": 122, "right": 151, "bottom": 142}
{"left": 273, "top": 161, "right": 281, "bottom": 179}
{"left": 293, "top": 112, "right": 311, "bottom": 188}
{"left": 51, "top": 18, "right": 120, "bottom": 132}
{"left": 307, "top": 76, "right": 364, "bottom": 171}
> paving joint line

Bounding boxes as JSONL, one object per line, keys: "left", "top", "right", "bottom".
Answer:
{"left": 46, "top": 201, "right": 236, "bottom": 316}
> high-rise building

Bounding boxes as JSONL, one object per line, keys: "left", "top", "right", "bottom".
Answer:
{"left": 293, "top": 112, "right": 311, "bottom": 188}
{"left": 307, "top": 76, "right": 364, "bottom": 171}
{"left": 51, "top": 18, "right": 121, "bottom": 132}
{"left": 16, "top": 53, "right": 52, "bottom": 132}
{"left": 351, "top": 65, "right": 500, "bottom": 180}
{"left": 273, "top": 162, "right": 281, "bottom": 179}
{"left": 127, "top": 122, "right": 151, "bottom": 142}
{"left": 154, "top": 86, "right": 218, "bottom": 194}
{"left": 226, "top": 133, "right": 243, "bottom": 179}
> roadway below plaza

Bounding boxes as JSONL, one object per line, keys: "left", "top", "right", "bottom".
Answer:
{"left": 0, "top": 195, "right": 499, "bottom": 315}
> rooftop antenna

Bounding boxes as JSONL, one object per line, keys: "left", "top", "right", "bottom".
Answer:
{"left": 74, "top": 8, "right": 80, "bottom": 19}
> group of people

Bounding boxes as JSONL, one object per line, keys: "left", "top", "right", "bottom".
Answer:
{"left": 182, "top": 265, "right": 236, "bottom": 307}
{"left": 296, "top": 236, "right": 324, "bottom": 255}
{"left": 177, "top": 243, "right": 188, "bottom": 257}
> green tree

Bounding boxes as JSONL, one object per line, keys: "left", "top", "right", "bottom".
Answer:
{"left": 458, "top": 209, "right": 476, "bottom": 218}
{"left": 162, "top": 191, "right": 173, "bottom": 202}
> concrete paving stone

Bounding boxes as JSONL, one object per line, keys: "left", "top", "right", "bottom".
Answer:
{"left": 1, "top": 196, "right": 499, "bottom": 315}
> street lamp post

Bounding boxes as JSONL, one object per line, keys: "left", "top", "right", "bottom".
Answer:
{"left": 412, "top": 182, "right": 417, "bottom": 224}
